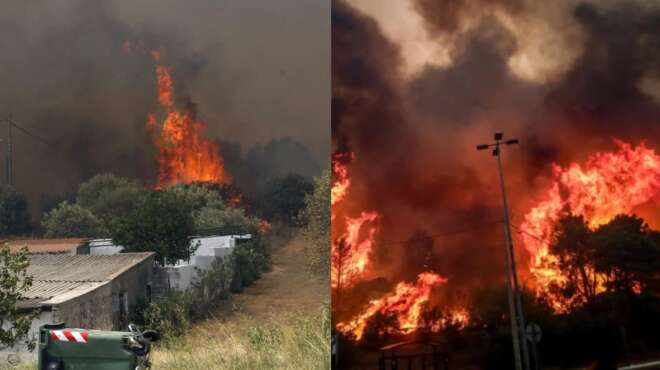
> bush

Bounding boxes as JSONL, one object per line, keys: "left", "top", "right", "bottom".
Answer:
{"left": 42, "top": 201, "right": 105, "bottom": 238}
{"left": 142, "top": 236, "right": 270, "bottom": 340}
{"left": 299, "top": 170, "right": 330, "bottom": 277}
{"left": 229, "top": 240, "right": 269, "bottom": 293}
{"left": 194, "top": 206, "right": 259, "bottom": 236}
{"left": 77, "top": 174, "right": 144, "bottom": 224}
{"left": 189, "top": 257, "right": 234, "bottom": 317}
{"left": 143, "top": 291, "right": 193, "bottom": 340}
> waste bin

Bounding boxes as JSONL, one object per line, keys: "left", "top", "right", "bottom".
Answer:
{"left": 38, "top": 323, "right": 159, "bottom": 370}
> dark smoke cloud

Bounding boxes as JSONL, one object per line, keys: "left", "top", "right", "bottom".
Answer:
{"left": 0, "top": 0, "right": 328, "bottom": 208}
{"left": 332, "top": 0, "right": 508, "bottom": 295}
{"left": 546, "top": 2, "right": 660, "bottom": 141}
{"left": 332, "top": 0, "right": 660, "bottom": 307}
{"left": 413, "top": 0, "right": 525, "bottom": 35}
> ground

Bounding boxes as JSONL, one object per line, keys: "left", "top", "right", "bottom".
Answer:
{"left": 151, "top": 231, "right": 330, "bottom": 370}
{"left": 219, "top": 231, "right": 327, "bottom": 322}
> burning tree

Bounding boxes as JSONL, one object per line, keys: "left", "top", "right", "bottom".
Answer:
{"left": 521, "top": 141, "right": 660, "bottom": 311}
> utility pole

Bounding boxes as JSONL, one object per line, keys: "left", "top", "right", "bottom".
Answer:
{"left": 477, "top": 132, "right": 531, "bottom": 370}
{"left": 2, "top": 115, "right": 12, "bottom": 186}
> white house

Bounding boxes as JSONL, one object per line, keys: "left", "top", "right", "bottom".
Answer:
{"left": 84, "top": 235, "right": 251, "bottom": 291}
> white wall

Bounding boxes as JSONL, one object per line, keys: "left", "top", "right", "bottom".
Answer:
{"left": 1, "top": 309, "right": 54, "bottom": 356}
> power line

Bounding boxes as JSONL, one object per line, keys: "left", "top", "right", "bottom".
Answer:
{"left": 6, "top": 118, "right": 55, "bottom": 148}
{"left": 355, "top": 219, "right": 504, "bottom": 247}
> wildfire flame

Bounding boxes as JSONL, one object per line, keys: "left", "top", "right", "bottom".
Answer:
{"left": 332, "top": 211, "right": 379, "bottom": 289}
{"left": 521, "top": 140, "right": 660, "bottom": 310}
{"left": 147, "top": 50, "right": 231, "bottom": 188}
{"left": 331, "top": 153, "right": 380, "bottom": 289}
{"left": 331, "top": 153, "right": 352, "bottom": 207}
{"left": 336, "top": 272, "right": 448, "bottom": 340}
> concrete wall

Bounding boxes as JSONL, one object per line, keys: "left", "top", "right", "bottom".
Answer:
{"left": 53, "top": 254, "right": 154, "bottom": 331}
{"left": 0, "top": 309, "right": 54, "bottom": 357}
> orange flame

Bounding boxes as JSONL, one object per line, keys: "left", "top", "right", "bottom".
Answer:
{"left": 331, "top": 154, "right": 351, "bottom": 207}
{"left": 336, "top": 272, "right": 448, "bottom": 340}
{"left": 147, "top": 51, "right": 231, "bottom": 188}
{"left": 331, "top": 153, "right": 380, "bottom": 289}
{"left": 521, "top": 140, "right": 660, "bottom": 310}
{"left": 332, "top": 211, "right": 379, "bottom": 289}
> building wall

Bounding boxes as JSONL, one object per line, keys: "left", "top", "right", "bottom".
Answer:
{"left": 53, "top": 254, "right": 154, "bottom": 331}
{"left": 0, "top": 309, "right": 54, "bottom": 356}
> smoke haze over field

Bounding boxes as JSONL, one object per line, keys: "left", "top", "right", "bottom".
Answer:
{"left": 0, "top": 0, "right": 329, "bottom": 204}
{"left": 332, "top": 0, "right": 660, "bottom": 296}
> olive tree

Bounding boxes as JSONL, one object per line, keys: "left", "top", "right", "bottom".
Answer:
{"left": 0, "top": 244, "right": 36, "bottom": 349}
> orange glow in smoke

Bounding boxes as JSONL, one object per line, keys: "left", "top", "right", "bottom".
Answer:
{"left": 147, "top": 51, "right": 231, "bottom": 188}
{"left": 521, "top": 141, "right": 660, "bottom": 310}
{"left": 336, "top": 272, "right": 448, "bottom": 340}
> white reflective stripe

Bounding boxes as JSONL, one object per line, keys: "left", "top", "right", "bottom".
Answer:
{"left": 52, "top": 330, "right": 69, "bottom": 341}
{"left": 71, "top": 331, "right": 87, "bottom": 343}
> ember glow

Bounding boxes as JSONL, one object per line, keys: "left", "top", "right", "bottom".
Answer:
{"left": 336, "top": 272, "right": 448, "bottom": 340}
{"left": 521, "top": 141, "right": 660, "bottom": 310}
{"left": 147, "top": 51, "right": 231, "bottom": 188}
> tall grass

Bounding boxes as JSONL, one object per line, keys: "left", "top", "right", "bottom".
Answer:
{"left": 151, "top": 306, "right": 330, "bottom": 370}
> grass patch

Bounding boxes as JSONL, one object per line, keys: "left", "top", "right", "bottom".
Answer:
{"left": 151, "top": 306, "right": 330, "bottom": 370}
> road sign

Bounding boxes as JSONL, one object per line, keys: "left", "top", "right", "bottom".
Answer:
{"left": 526, "top": 322, "right": 542, "bottom": 343}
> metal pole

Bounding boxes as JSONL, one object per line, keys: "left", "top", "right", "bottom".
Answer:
{"left": 495, "top": 145, "right": 531, "bottom": 370}
{"left": 494, "top": 146, "right": 524, "bottom": 370}
{"left": 7, "top": 116, "right": 12, "bottom": 186}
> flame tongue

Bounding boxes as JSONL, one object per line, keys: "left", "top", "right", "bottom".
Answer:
{"left": 331, "top": 153, "right": 380, "bottom": 289}
{"left": 336, "top": 272, "right": 448, "bottom": 340}
{"left": 148, "top": 51, "right": 231, "bottom": 188}
{"left": 521, "top": 141, "right": 660, "bottom": 310}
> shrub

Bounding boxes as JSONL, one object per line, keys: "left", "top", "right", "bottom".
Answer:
{"left": 189, "top": 257, "right": 234, "bottom": 317}
{"left": 42, "top": 201, "right": 105, "bottom": 238}
{"left": 143, "top": 291, "right": 193, "bottom": 340}
{"left": 299, "top": 170, "right": 330, "bottom": 277}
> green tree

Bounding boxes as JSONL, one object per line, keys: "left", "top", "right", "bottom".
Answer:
{"left": 194, "top": 206, "right": 259, "bottom": 236}
{"left": 76, "top": 174, "right": 145, "bottom": 223}
{"left": 0, "top": 244, "right": 36, "bottom": 349}
{"left": 260, "top": 173, "right": 313, "bottom": 225}
{"left": 299, "top": 170, "right": 330, "bottom": 276}
{"left": 166, "top": 182, "right": 225, "bottom": 212}
{"left": 591, "top": 214, "right": 660, "bottom": 293}
{"left": 111, "top": 190, "right": 198, "bottom": 265}
{"left": 549, "top": 214, "right": 660, "bottom": 306}
{"left": 0, "top": 186, "right": 31, "bottom": 236}
{"left": 42, "top": 201, "right": 105, "bottom": 238}
{"left": 549, "top": 214, "right": 598, "bottom": 307}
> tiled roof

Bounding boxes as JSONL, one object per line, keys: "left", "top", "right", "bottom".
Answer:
{"left": 20, "top": 253, "right": 154, "bottom": 308}
{"left": 4, "top": 238, "right": 87, "bottom": 254}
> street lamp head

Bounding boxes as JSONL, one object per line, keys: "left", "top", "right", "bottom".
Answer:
{"left": 494, "top": 131, "right": 503, "bottom": 141}
{"left": 505, "top": 139, "right": 519, "bottom": 145}
{"left": 476, "top": 144, "right": 489, "bottom": 151}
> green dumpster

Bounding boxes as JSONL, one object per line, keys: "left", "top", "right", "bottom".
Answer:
{"left": 38, "top": 323, "right": 159, "bottom": 370}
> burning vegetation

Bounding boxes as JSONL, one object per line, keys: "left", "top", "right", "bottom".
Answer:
{"left": 147, "top": 51, "right": 231, "bottom": 189}
{"left": 522, "top": 141, "right": 660, "bottom": 311}
{"left": 332, "top": 2, "right": 660, "bottom": 366}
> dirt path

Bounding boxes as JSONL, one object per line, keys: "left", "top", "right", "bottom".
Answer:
{"left": 222, "top": 232, "right": 328, "bottom": 322}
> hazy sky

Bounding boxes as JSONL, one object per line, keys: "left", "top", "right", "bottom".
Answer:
{"left": 0, "top": 0, "right": 329, "bottom": 196}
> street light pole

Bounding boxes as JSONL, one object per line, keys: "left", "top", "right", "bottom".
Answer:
{"left": 477, "top": 132, "right": 530, "bottom": 370}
